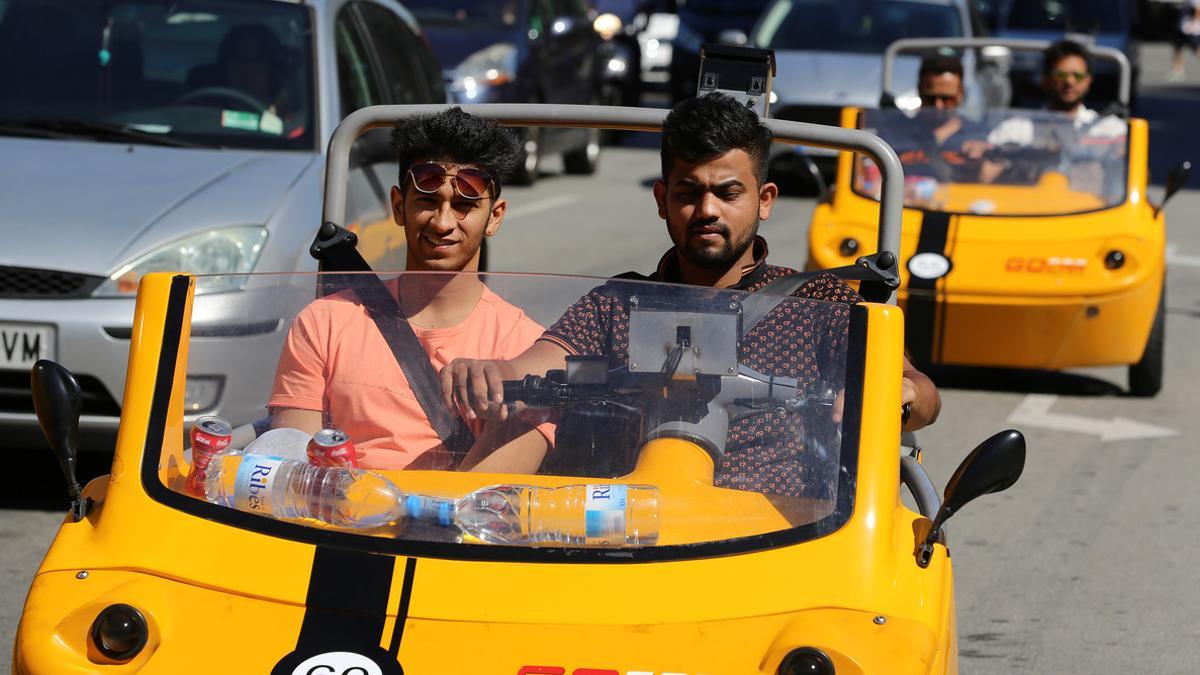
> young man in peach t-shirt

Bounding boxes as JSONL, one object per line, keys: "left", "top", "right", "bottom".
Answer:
{"left": 268, "top": 108, "right": 550, "bottom": 472}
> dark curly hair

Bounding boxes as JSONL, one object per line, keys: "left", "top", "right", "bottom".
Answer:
{"left": 391, "top": 107, "right": 521, "bottom": 196}
{"left": 1042, "top": 39, "right": 1091, "bottom": 77}
{"left": 919, "top": 54, "right": 964, "bottom": 81}
{"left": 660, "top": 93, "right": 773, "bottom": 185}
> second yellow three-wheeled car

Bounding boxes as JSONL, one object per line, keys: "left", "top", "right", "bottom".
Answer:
{"left": 808, "top": 38, "right": 1190, "bottom": 396}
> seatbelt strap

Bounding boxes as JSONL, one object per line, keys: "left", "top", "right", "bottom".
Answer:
{"left": 311, "top": 224, "right": 475, "bottom": 460}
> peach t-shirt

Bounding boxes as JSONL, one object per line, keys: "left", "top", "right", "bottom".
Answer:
{"left": 269, "top": 284, "right": 548, "bottom": 469}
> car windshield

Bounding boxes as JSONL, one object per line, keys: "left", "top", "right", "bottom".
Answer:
{"left": 854, "top": 107, "right": 1128, "bottom": 216}
{"left": 0, "top": 0, "right": 315, "bottom": 151}
{"left": 402, "top": 0, "right": 521, "bottom": 27}
{"left": 753, "top": 0, "right": 963, "bottom": 53}
{"left": 152, "top": 271, "right": 860, "bottom": 557}
{"left": 1004, "top": 0, "right": 1125, "bottom": 34}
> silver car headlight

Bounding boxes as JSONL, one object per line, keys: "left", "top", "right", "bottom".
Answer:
{"left": 449, "top": 43, "right": 518, "bottom": 100}
{"left": 93, "top": 226, "right": 268, "bottom": 297}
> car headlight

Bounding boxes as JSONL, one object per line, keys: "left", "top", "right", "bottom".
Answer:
{"left": 593, "top": 12, "right": 622, "bottom": 40}
{"left": 450, "top": 43, "right": 518, "bottom": 100}
{"left": 93, "top": 226, "right": 268, "bottom": 297}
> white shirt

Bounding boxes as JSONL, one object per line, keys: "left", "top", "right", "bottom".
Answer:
{"left": 986, "top": 106, "right": 1126, "bottom": 147}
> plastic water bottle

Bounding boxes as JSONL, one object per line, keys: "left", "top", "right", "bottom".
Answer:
{"left": 203, "top": 452, "right": 404, "bottom": 529}
{"left": 408, "top": 484, "right": 660, "bottom": 547}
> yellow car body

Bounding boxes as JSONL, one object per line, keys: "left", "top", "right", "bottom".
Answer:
{"left": 809, "top": 107, "right": 1164, "bottom": 381}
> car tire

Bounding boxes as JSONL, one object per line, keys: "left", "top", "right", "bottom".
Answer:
{"left": 1128, "top": 286, "right": 1165, "bottom": 397}
{"left": 563, "top": 127, "right": 601, "bottom": 175}
{"left": 511, "top": 126, "right": 541, "bottom": 186}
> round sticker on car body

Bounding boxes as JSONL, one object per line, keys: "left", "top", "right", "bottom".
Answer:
{"left": 908, "top": 253, "right": 952, "bottom": 280}
{"left": 290, "top": 651, "right": 384, "bottom": 675}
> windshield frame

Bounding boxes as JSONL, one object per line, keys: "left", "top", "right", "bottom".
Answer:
{"left": 851, "top": 107, "right": 1132, "bottom": 218}
{"left": 138, "top": 273, "right": 868, "bottom": 562}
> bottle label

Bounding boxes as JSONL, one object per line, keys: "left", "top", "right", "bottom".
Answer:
{"left": 584, "top": 484, "right": 627, "bottom": 545}
{"left": 235, "top": 455, "right": 285, "bottom": 515}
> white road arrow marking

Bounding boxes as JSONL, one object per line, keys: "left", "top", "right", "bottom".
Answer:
{"left": 1007, "top": 394, "right": 1179, "bottom": 442}
{"left": 1167, "top": 243, "right": 1200, "bottom": 269}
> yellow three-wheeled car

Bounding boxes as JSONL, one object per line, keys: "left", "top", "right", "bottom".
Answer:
{"left": 14, "top": 105, "right": 1023, "bottom": 674}
{"left": 808, "top": 38, "right": 1190, "bottom": 396}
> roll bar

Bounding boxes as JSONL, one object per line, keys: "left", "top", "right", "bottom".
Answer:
{"left": 881, "top": 37, "right": 1132, "bottom": 108}
{"left": 322, "top": 104, "right": 905, "bottom": 301}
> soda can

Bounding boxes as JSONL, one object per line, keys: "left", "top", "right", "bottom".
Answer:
{"left": 307, "top": 429, "right": 358, "bottom": 468}
{"left": 186, "top": 415, "right": 232, "bottom": 497}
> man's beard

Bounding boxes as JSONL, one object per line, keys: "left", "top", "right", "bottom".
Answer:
{"left": 676, "top": 217, "right": 760, "bottom": 270}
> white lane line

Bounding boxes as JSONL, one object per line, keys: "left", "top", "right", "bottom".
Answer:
{"left": 504, "top": 194, "right": 579, "bottom": 221}
{"left": 1167, "top": 243, "right": 1200, "bottom": 268}
{"left": 1006, "top": 394, "right": 1178, "bottom": 442}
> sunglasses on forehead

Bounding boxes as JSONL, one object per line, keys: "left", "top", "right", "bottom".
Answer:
{"left": 406, "top": 162, "right": 495, "bottom": 200}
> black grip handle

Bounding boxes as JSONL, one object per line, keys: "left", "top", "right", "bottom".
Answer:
{"left": 502, "top": 379, "right": 529, "bottom": 402}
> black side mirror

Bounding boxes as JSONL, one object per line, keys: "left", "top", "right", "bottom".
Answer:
{"left": 30, "top": 359, "right": 90, "bottom": 521}
{"left": 1156, "top": 160, "right": 1192, "bottom": 217}
{"left": 917, "top": 429, "right": 1025, "bottom": 567}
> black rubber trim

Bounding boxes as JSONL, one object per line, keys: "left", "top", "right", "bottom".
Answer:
{"left": 905, "top": 211, "right": 950, "bottom": 365}
{"left": 140, "top": 280, "right": 869, "bottom": 564}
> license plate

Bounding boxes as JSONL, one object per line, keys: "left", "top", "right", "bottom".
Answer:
{"left": 0, "top": 323, "right": 55, "bottom": 369}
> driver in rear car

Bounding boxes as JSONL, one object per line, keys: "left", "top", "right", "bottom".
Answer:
{"left": 440, "top": 94, "right": 941, "bottom": 493}
{"left": 268, "top": 108, "right": 552, "bottom": 471}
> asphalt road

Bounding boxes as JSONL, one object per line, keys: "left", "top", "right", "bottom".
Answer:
{"left": 5, "top": 44, "right": 1200, "bottom": 672}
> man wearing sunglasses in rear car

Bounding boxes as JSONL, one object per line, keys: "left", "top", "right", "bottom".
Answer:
{"left": 268, "top": 108, "right": 553, "bottom": 472}
{"left": 879, "top": 54, "right": 994, "bottom": 187}
{"left": 985, "top": 40, "right": 1127, "bottom": 191}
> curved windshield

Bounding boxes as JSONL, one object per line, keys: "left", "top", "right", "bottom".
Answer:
{"left": 154, "top": 271, "right": 859, "bottom": 556}
{"left": 854, "top": 108, "right": 1128, "bottom": 216}
{"left": 753, "top": 0, "right": 963, "bottom": 53}
{"left": 402, "top": 0, "right": 520, "bottom": 27}
{"left": 0, "top": 0, "right": 315, "bottom": 150}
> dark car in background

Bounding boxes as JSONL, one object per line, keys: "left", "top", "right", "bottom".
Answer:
{"left": 669, "top": 0, "right": 774, "bottom": 103}
{"left": 992, "top": 0, "right": 1141, "bottom": 109}
{"left": 403, "top": 0, "right": 604, "bottom": 184}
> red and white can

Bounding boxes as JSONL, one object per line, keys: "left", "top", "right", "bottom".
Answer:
{"left": 186, "top": 415, "right": 232, "bottom": 497}
{"left": 307, "top": 429, "right": 358, "bottom": 468}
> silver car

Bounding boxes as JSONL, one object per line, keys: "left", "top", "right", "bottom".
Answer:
{"left": 0, "top": 0, "right": 444, "bottom": 444}
{"left": 741, "top": 0, "right": 999, "bottom": 174}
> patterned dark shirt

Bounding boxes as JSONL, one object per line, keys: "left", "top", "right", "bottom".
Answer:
{"left": 539, "top": 237, "right": 862, "bottom": 497}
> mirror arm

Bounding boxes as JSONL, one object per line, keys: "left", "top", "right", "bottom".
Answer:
{"left": 1154, "top": 160, "right": 1193, "bottom": 218}
{"left": 67, "top": 485, "right": 92, "bottom": 522}
{"left": 916, "top": 507, "right": 950, "bottom": 568}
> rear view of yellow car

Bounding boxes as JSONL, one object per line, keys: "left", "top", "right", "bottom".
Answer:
{"left": 808, "top": 39, "right": 1191, "bottom": 396}
{"left": 13, "top": 105, "right": 1025, "bottom": 674}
